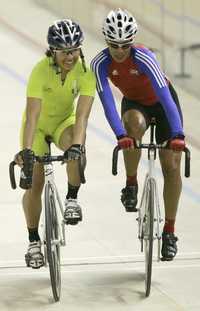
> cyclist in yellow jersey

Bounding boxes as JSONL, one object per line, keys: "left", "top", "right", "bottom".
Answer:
{"left": 15, "top": 19, "right": 96, "bottom": 269}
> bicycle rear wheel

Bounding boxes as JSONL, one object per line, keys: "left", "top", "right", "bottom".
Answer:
{"left": 144, "top": 178, "right": 154, "bottom": 297}
{"left": 45, "top": 182, "right": 61, "bottom": 302}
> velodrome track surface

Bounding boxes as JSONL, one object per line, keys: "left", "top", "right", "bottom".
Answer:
{"left": 0, "top": 1, "right": 200, "bottom": 310}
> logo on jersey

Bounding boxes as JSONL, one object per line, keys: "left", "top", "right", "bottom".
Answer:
{"left": 112, "top": 69, "right": 119, "bottom": 76}
{"left": 130, "top": 69, "right": 139, "bottom": 75}
{"left": 71, "top": 80, "right": 78, "bottom": 97}
{"left": 44, "top": 87, "right": 52, "bottom": 92}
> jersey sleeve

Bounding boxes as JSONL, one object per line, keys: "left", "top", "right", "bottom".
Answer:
{"left": 26, "top": 61, "right": 45, "bottom": 99}
{"left": 91, "top": 51, "right": 126, "bottom": 138}
{"left": 135, "top": 48, "right": 184, "bottom": 138}
{"left": 79, "top": 69, "right": 96, "bottom": 97}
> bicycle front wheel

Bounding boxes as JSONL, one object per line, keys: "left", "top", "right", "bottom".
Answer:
{"left": 144, "top": 178, "right": 154, "bottom": 297}
{"left": 45, "top": 182, "right": 61, "bottom": 302}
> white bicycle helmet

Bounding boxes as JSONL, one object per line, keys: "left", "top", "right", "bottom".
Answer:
{"left": 47, "top": 19, "right": 84, "bottom": 49}
{"left": 102, "top": 8, "right": 138, "bottom": 43}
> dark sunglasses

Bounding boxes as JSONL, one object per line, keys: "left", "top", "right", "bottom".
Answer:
{"left": 108, "top": 42, "right": 132, "bottom": 50}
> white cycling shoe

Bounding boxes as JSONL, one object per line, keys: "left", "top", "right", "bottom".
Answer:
{"left": 64, "top": 198, "right": 82, "bottom": 225}
{"left": 25, "top": 240, "right": 44, "bottom": 269}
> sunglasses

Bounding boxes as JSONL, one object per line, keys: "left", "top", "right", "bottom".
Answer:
{"left": 108, "top": 42, "right": 132, "bottom": 50}
{"left": 53, "top": 47, "right": 81, "bottom": 55}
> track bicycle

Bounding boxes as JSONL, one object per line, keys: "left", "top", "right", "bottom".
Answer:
{"left": 112, "top": 119, "right": 190, "bottom": 297}
{"left": 9, "top": 137, "right": 86, "bottom": 302}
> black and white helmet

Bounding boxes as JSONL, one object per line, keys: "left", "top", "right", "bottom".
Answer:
{"left": 102, "top": 8, "right": 138, "bottom": 43}
{"left": 47, "top": 19, "right": 84, "bottom": 49}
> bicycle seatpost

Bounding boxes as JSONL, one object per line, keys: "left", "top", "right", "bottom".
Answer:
{"left": 149, "top": 118, "right": 156, "bottom": 144}
{"left": 45, "top": 135, "right": 53, "bottom": 155}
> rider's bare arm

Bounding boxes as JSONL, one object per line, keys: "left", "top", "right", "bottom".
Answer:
{"left": 23, "top": 97, "right": 41, "bottom": 149}
{"left": 15, "top": 97, "right": 41, "bottom": 167}
{"left": 72, "top": 95, "right": 94, "bottom": 145}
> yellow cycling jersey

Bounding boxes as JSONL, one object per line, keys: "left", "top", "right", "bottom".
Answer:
{"left": 26, "top": 56, "right": 96, "bottom": 131}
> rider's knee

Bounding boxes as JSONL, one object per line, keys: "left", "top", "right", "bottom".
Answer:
{"left": 161, "top": 161, "right": 181, "bottom": 178}
{"left": 161, "top": 151, "right": 181, "bottom": 174}
{"left": 59, "top": 126, "right": 73, "bottom": 151}
{"left": 124, "top": 114, "right": 146, "bottom": 139}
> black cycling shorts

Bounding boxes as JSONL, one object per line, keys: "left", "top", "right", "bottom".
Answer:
{"left": 121, "top": 83, "right": 183, "bottom": 143}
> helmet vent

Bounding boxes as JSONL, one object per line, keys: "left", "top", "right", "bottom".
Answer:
{"left": 125, "top": 25, "right": 131, "bottom": 32}
{"left": 109, "top": 25, "right": 116, "bottom": 33}
{"left": 126, "top": 33, "right": 132, "bottom": 39}
{"left": 117, "top": 13, "right": 122, "bottom": 20}
{"left": 118, "top": 21, "right": 122, "bottom": 28}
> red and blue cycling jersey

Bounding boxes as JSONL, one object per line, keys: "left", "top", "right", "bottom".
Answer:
{"left": 91, "top": 45, "right": 184, "bottom": 138}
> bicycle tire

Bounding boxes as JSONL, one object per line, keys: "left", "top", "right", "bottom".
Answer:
{"left": 45, "top": 182, "right": 61, "bottom": 302}
{"left": 144, "top": 178, "right": 154, "bottom": 297}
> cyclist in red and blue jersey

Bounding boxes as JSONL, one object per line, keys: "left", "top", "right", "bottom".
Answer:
{"left": 91, "top": 8, "right": 185, "bottom": 261}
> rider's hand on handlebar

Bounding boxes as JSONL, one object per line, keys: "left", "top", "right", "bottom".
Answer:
{"left": 117, "top": 135, "right": 135, "bottom": 150}
{"left": 14, "top": 148, "right": 34, "bottom": 168}
{"left": 169, "top": 137, "right": 185, "bottom": 151}
{"left": 14, "top": 153, "right": 23, "bottom": 168}
{"left": 63, "top": 144, "right": 84, "bottom": 161}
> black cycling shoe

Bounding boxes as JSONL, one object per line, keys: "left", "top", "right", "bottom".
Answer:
{"left": 161, "top": 232, "right": 178, "bottom": 261}
{"left": 121, "top": 185, "right": 138, "bottom": 212}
